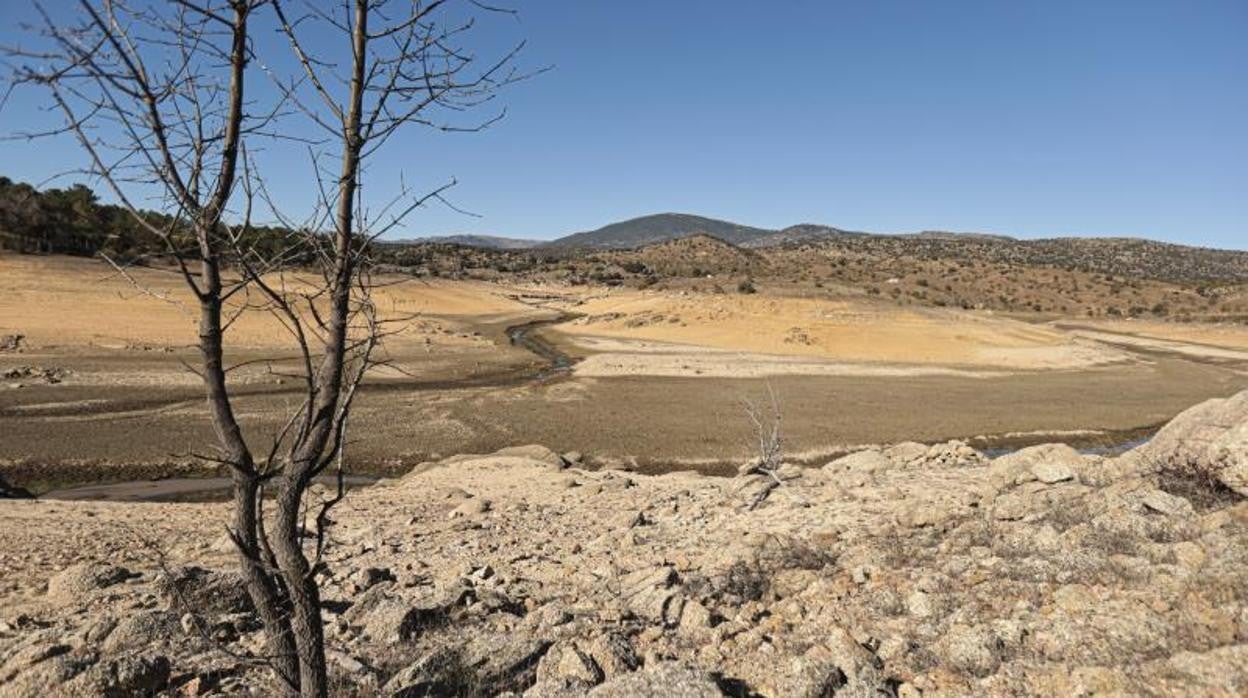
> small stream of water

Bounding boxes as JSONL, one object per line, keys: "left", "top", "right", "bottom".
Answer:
{"left": 504, "top": 314, "right": 578, "bottom": 379}
{"left": 41, "top": 474, "right": 379, "bottom": 503}
{"left": 38, "top": 316, "right": 580, "bottom": 503}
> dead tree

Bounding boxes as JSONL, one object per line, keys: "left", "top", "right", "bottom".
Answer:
{"left": 6, "top": 1, "right": 532, "bottom": 695}
{"left": 739, "top": 385, "right": 806, "bottom": 510}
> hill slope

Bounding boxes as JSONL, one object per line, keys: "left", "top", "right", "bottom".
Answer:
{"left": 597, "top": 234, "right": 767, "bottom": 277}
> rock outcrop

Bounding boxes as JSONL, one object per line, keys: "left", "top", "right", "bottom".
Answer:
{"left": 1128, "top": 391, "right": 1248, "bottom": 496}
{"left": 1, "top": 391, "right": 1246, "bottom": 696}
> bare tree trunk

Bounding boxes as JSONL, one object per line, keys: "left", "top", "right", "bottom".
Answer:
{"left": 232, "top": 476, "right": 300, "bottom": 694}
{"left": 272, "top": 475, "right": 327, "bottom": 697}
{"left": 200, "top": 287, "right": 300, "bottom": 693}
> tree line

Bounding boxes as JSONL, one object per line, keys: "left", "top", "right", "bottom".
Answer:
{"left": 0, "top": 175, "right": 302, "bottom": 262}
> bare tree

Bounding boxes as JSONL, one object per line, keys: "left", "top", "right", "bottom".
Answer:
{"left": 5, "top": 1, "right": 532, "bottom": 695}
{"left": 738, "top": 385, "right": 806, "bottom": 510}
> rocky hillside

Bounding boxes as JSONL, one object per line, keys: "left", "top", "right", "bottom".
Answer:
{"left": 596, "top": 234, "right": 767, "bottom": 278}
{"left": 1, "top": 393, "right": 1246, "bottom": 695}
{"left": 794, "top": 235, "right": 1248, "bottom": 285}
{"left": 765, "top": 239, "right": 1248, "bottom": 319}
{"left": 540, "top": 212, "right": 1248, "bottom": 287}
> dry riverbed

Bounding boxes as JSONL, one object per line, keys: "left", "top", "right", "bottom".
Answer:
{"left": 2, "top": 254, "right": 1247, "bottom": 493}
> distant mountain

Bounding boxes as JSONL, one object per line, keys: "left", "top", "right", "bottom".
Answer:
{"left": 386, "top": 213, "right": 1248, "bottom": 284}
{"left": 546, "top": 213, "right": 775, "bottom": 249}
{"left": 546, "top": 214, "right": 1008, "bottom": 250}
{"left": 393, "top": 234, "right": 540, "bottom": 250}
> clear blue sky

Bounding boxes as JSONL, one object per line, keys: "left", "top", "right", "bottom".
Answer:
{"left": 2, "top": 1, "right": 1245, "bottom": 248}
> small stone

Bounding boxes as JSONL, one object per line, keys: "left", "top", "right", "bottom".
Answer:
{"left": 1172, "top": 541, "right": 1207, "bottom": 570}
{"left": 885, "top": 442, "right": 930, "bottom": 466}
{"left": 906, "top": 591, "right": 933, "bottom": 618}
{"left": 584, "top": 632, "right": 639, "bottom": 678}
{"left": 536, "top": 640, "right": 604, "bottom": 687}
{"left": 678, "top": 599, "right": 713, "bottom": 637}
{"left": 1141, "top": 490, "right": 1193, "bottom": 517}
{"left": 851, "top": 566, "right": 872, "bottom": 585}
{"left": 349, "top": 566, "right": 396, "bottom": 593}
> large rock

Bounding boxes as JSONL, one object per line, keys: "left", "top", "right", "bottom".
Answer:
{"left": 0, "top": 648, "right": 96, "bottom": 695}
{"left": 824, "top": 450, "right": 893, "bottom": 476}
{"left": 63, "top": 654, "right": 171, "bottom": 697}
{"left": 342, "top": 582, "right": 462, "bottom": 642}
{"left": 587, "top": 662, "right": 724, "bottom": 697}
{"left": 45, "top": 563, "right": 131, "bottom": 605}
{"left": 582, "top": 632, "right": 639, "bottom": 678}
{"left": 533, "top": 639, "right": 605, "bottom": 691}
{"left": 384, "top": 638, "right": 548, "bottom": 696}
{"left": 101, "top": 611, "right": 184, "bottom": 654}
{"left": 1130, "top": 390, "right": 1248, "bottom": 496}
{"left": 1139, "top": 489, "right": 1195, "bottom": 517}
{"left": 0, "top": 640, "right": 74, "bottom": 684}
{"left": 884, "top": 442, "right": 930, "bottom": 467}
{"left": 766, "top": 631, "right": 882, "bottom": 697}
{"left": 617, "top": 565, "right": 684, "bottom": 626}
{"left": 462, "top": 634, "right": 552, "bottom": 695}
{"left": 154, "top": 566, "right": 253, "bottom": 615}
{"left": 383, "top": 647, "right": 464, "bottom": 698}
{"left": 896, "top": 497, "right": 968, "bottom": 529}
{"left": 937, "top": 624, "right": 1002, "bottom": 677}
{"left": 991, "top": 480, "right": 1087, "bottom": 521}
{"left": 989, "top": 443, "right": 1087, "bottom": 490}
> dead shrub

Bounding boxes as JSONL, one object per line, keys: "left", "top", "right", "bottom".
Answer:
{"left": 1157, "top": 457, "right": 1239, "bottom": 513}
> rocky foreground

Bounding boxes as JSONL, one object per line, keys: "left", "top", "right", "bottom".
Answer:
{"left": 2, "top": 394, "right": 1248, "bottom": 697}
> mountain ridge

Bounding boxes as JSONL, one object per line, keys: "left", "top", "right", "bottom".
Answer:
{"left": 394, "top": 214, "right": 1247, "bottom": 275}
{"left": 544, "top": 213, "right": 775, "bottom": 249}
{"left": 385, "top": 234, "right": 541, "bottom": 250}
